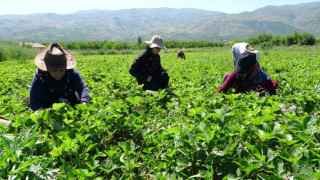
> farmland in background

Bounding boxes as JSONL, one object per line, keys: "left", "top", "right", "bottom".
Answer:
{"left": 0, "top": 46, "right": 320, "bottom": 179}
{"left": 0, "top": 42, "right": 39, "bottom": 62}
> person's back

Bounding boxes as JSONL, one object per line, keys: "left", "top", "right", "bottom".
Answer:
{"left": 216, "top": 51, "right": 278, "bottom": 96}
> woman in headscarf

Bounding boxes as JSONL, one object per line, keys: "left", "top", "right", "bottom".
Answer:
{"left": 29, "top": 43, "right": 91, "bottom": 111}
{"left": 216, "top": 51, "right": 278, "bottom": 96}
{"left": 129, "top": 35, "right": 169, "bottom": 91}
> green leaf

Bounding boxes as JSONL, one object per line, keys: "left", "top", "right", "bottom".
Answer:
{"left": 257, "top": 173, "right": 270, "bottom": 180}
{"left": 85, "top": 143, "right": 98, "bottom": 153}
{"left": 50, "top": 146, "right": 63, "bottom": 156}
{"left": 11, "top": 121, "right": 21, "bottom": 128}
{"left": 311, "top": 172, "right": 320, "bottom": 179}
{"left": 251, "top": 114, "right": 273, "bottom": 125}
{"left": 243, "top": 142, "right": 265, "bottom": 162}
{"left": 52, "top": 103, "right": 66, "bottom": 110}
{"left": 164, "top": 127, "right": 181, "bottom": 135}
{"left": 104, "top": 150, "right": 117, "bottom": 157}
{"left": 244, "top": 164, "right": 261, "bottom": 174}
{"left": 299, "top": 165, "right": 313, "bottom": 176}
{"left": 53, "top": 122, "right": 64, "bottom": 132}
{"left": 125, "top": 96, "right": 142, "bottom": 105}
{"left": 63, "top": 118, "right": 73, "bottom": 125}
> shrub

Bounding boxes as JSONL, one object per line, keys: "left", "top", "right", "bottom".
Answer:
{"left": 260, "top": 41, "right": 273, "bottom": 50}
{"left": 299, "top": 33, "right": 316, "bottom": 46}
{"left": 257, "top": 32, "right": 273, "bottom": 44}
{"left": 284, "top": 34, "right": 298, "bottom": 46}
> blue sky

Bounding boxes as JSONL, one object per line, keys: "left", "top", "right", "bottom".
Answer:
{"left": 0, "top": 0, "right": 320, "bottom": 15}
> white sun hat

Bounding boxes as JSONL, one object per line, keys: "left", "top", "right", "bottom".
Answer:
{"left": 250, "top": 50, "right": 260, "bottom": 61}
{"left": 145, "top": 35, "right": 167, "bottom": 50}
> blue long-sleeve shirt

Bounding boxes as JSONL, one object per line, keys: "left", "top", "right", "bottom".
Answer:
{"left": 29, "top": 69, "right": 91, "bottom": 111}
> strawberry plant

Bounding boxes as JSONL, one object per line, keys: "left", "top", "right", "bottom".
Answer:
{"left": 1, "top": 47, "right": 320, "bottom": 179}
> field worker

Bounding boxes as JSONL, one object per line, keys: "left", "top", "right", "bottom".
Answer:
{"left": 177, "top": 49, "right": 185, "bottom": 59}
{"left": 29, "top": 43, "right": 91, "bottom": 111}
{"left": 130, "top": 35, "right": 169, "bottom": 91}
{"left": 232, "top": 42, "right": 260, "bottom": 66}
{"left": 216, "top": 51, "right": 278, "bottom": 96}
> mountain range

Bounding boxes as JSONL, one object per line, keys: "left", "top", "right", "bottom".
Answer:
{"left": 0, "top": 2, "right": 319, "bottom": 43}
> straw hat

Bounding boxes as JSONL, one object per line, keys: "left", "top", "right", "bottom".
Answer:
{"left": 34, "top": 43, "right": 76, "bottom": 71}
{"left": 145, "top": 35, "right": 167, "bottom": 50}
{"left": 247, "top": 44, "right": 260, "bottom": 60}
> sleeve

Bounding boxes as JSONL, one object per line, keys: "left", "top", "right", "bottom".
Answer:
{"left": 70, "top": 69, "right": 91, "bottom": 103}
{"left": 29, "top": 73, "right": 46, "bottom": 111}
{"left": 215, "top": 72, "right": 237, "bottom": 94}
{"left": 129, "top": 53, "right": 148, "bottom": 83}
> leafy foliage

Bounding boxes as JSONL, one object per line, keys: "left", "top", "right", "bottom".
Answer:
{"left": 0, "top": 47, "right": 320, "bottom": 179}
{"left": 56, "top": 40, "right": 225, "bottom": 51}
{"left": 248, "top": 32, "right": 317, "bottom": 47}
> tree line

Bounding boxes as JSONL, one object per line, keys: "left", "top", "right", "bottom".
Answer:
{"left": 245, "top": 32, "right": 317, "bottom": 49}
{"left": 45, "top": 40, "right": 225, "bottom": 51}
{"left": 44, "top": 32, "right": 317, "bottom": 51}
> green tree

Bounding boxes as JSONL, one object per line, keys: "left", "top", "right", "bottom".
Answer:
{"left": 271, "top": 35, "right": 283, "bottom": 46}
{"left": 138, "top": 36, "right": 142, "bottom": 46}
{"left": 299, "top": 32, "right": 316, "bottom": 46}
{"left": 247, "top": 37, "right": 259, "bottom": 45}
{"left": 284, "top": 34, "right": 298, "bottom": 46}
{"left": 257, "top": 32, "right": 273, "bottom": 44}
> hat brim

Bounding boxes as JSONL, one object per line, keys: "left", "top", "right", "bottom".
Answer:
{"left": 145, "top": 41, "right": 167, "bottom": 50}
{"left": 34, "top": 47, "right": 76, "bottom": 71}
{"left": 252, "top": 50, "right": 260, "bottom": 61}
{"left": 234, "top": 65, "right": 247, "bottom": 74}
{"left": 246, "top": 50, "right": 260, "bottom": 61}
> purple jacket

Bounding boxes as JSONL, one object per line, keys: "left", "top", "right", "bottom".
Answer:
{"left": 29, "top": 69, "right": 91, "bottom": 111}
{"left": 215, "top": 71, "right": 278, "bottom": 95}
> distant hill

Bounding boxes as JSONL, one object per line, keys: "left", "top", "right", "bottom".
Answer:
{"left": 0, "top": 2, "right": 319, "bottom": 43}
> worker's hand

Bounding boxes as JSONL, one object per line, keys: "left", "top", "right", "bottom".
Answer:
{"left": 163, "top": 68, "right": 168, "bottom": 72}
{"left": 82, "top": 102, "right": 87, "bottom": 105}
{"left": 147, "top": 76, "right": 152, "bottom": 82}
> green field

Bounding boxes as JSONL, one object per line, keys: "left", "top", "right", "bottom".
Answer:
{"left": 0, "top": 47, "right": 320, "bottom": 179}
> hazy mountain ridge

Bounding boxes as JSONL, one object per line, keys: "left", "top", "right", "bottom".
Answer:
{"left": 0, "top": 2, "right": 319, "bottom": 43}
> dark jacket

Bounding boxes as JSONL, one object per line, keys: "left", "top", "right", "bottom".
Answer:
{"left": 29, "top": 69, "right": 91, "bottom": 111}
{"left": 177, "top": 52, "right": 185, "bottom": 59}
{"left": 215, "top": 71, "right": 278, "bottom": 95}
{"left": 129, "top": 47, "right": 165, "bottom": 84}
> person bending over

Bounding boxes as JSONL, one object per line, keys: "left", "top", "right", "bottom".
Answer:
{"left": 30, "top": 43, "right": 91, "bottom": 111}
{"left": 216, "top": 51, "right": 278, "bottom": 96}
